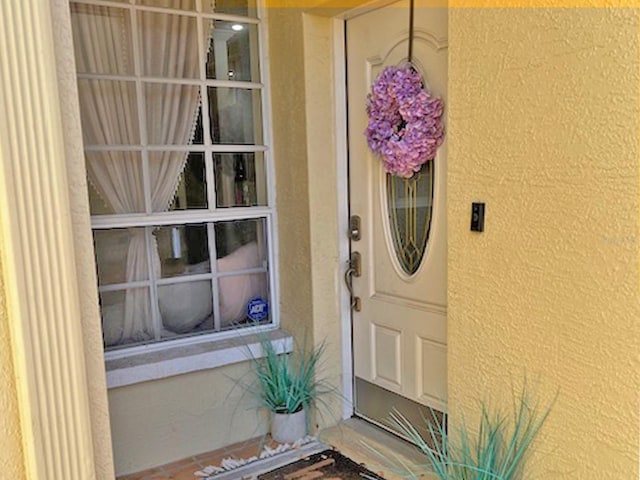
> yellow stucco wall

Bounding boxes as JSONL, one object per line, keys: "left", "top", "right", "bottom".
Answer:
{"left": 302, "top": 11, "right": 349, "bottom": 427}
{"left": 447, "top": 8, "right": 640, "bottom": 478}
{"left": 108, "top": 363, "right": 268, "bottom": 475}
{"left": 267, "top": 5, "right": 316, "bottom": 342}
{"left": 267, "top": 3, "right": 349, "bottom": 430}
{"left": 264, "top": 2, "right": 640, "bottom": 477}
{"left": 0, "top": 256, "right": 26, "bottom": 479}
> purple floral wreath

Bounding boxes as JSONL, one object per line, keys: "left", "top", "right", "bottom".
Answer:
{"left": 365, "top": 65, "right": 444, "bottom": 178}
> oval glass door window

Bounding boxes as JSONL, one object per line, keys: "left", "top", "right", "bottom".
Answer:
{"left": 386, "top": 162, "right": 434, "bottom": 275}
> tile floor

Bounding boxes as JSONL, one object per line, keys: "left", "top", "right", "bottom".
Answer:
{"left": 117, "top": 436, "right": 280, "bottom": 480}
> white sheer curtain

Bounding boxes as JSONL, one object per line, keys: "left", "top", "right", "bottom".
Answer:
{"left": 73, "top": 2, "right": 207, "bottom": 345}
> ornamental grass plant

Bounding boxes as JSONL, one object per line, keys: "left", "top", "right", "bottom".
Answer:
{"left": 246, "top": 335, "right": 332, "bottom": 415}
{"left": 370, "top": 389, "right": 552, "bottom": 480}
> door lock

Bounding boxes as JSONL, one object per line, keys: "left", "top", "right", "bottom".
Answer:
{"left": 349, "top": 215, "right": 361, "bottom": 241}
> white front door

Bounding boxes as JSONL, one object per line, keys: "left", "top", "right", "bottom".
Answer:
{"left": 346, "top": 1, "right": 448, "bottom": 420}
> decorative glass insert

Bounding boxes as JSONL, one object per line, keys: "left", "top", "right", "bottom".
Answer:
{"left": 386, "top": 163, "right": 434, "bottom": 275}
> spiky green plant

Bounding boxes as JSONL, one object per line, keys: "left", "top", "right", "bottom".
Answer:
{"left": 247, "top": 337, "right": 330, "bottom": 414}
{"left": 373, "top": 390, "right": 552, "bottom": 480}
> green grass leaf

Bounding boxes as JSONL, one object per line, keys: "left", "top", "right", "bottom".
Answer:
{"left": 240, "top": 334, "right": 334, "bottom": 414}
{"left": 379, "top": 387, "right": 553, "bottom": 480}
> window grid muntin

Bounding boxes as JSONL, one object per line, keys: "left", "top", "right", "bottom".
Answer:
{"left": 74, "top": 0, "right": 276, "bottom": 349}
{"left": 96, "top": 266, "right": 268, "bottom": 291}
{"left": 146, "top": 225, "right": 163, "bottom": 340}
{"left": 76, "top": 73, "right": 264, "bottom": 91}
{"left": 91, "top": 208, "right": 273, "bottom": 229}
{"left": 73, "top": 0, "right": 260, "bottom": 24}
{"left": 99, "top": 281, "right": 150, "bottom": 292}
{"left": 84, "top": 145, "right": 268, "bottom": 152}
{"left": 206, "top": 221, "right": 222, "bottom": 330}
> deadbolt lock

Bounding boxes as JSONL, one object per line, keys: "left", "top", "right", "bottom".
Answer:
{"left": 349, "top": 215, "right": 361, "bottom": 241}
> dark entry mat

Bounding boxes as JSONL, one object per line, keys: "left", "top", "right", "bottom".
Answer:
{"left": 257, "top": 449, "right": 386, "bottom": 479}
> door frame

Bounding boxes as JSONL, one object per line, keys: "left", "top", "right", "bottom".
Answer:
{"left": 331, "top": 14, "right": 353, "bottom": 421}
{"left": 326, "top": 0, "right": 401, "bottom": 421}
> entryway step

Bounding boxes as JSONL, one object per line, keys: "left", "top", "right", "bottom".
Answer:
{"left": 318, "top": 418, "right": 434, "bottom": 479}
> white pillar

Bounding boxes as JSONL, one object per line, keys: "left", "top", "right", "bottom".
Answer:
{"left": 0, "top": 0, "right": 107, "bottom": 478}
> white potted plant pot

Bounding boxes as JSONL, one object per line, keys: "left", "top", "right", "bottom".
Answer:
{"left": 271, "top": 408, "right": 307, "bottom": 444}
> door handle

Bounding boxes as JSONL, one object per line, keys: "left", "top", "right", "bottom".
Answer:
{"left": 344, "top": 252, "right": 361, "bottom": 312}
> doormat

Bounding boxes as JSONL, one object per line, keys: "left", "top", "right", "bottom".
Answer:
{"left": 257, "top": 449, "right": 386, "bottom": 480}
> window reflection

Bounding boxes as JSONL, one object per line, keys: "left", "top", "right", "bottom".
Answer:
{"left": 208, "top": 87, "right": 262, "bottom": 144}
{"left": 207, "top": 21, "right": 259, "bottom": 82}
{"left": 214, "top": 153, "right": 267, "bottom": 207}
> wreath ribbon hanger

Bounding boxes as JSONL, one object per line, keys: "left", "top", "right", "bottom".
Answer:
{"left": 407, "top": 0, "right": 415, "bottom": 65}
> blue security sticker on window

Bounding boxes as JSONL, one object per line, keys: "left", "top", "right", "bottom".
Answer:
{"left": 247, "top": 297, "right": 269, "bottom": 321}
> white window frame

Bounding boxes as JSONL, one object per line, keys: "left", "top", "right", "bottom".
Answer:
{"left": 72, "top": 0, "right": 280, "bottom": 361}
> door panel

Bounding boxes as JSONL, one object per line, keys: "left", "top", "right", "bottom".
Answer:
{"left": 347, "top": 1, "right": 447, "bottom": 416}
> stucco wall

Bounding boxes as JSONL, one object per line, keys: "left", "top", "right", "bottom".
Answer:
{"left": 109, "top": 363, "right": 267, "bottom": 475}
{"left": 0, "top": 256, "right": 26, "bottom": 479}
{"left": 267, "top": 5, "right": 315, "bottom": 342}
{"left": 447, "top": 8, "right": 639, "bottom": 478}
{"left": 268, "top": 3, "right": 351, "bottom": 429}
{"left": 302, "top": 11, "right": 349, "bottom": 427}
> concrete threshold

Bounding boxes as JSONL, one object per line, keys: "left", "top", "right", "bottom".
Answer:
{"left": 318, "top": 417, "right": 434, "bottom": 479}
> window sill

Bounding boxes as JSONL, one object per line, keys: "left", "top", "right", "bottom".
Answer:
{"left": 105, "top": 330, "right": 293, "bottom": 389}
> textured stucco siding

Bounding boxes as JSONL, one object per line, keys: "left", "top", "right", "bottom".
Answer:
{"left": 108, "top": 363, "right": 268, "bottom": 476}
{"left": 268, "top": 5, "right": 315, "bottom": 342}
{"left": 447, "top": 8, "right": 639, "bottom": 479}
{"left": 0, "top": 255, "right": 26, "bottom": 479}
